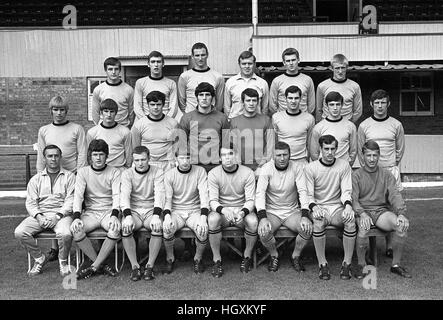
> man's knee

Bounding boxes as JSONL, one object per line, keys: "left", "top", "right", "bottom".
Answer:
{"left": 313, "top": 218, "right": 326, "bottom": 231}
{"left": 394, "top": 228, "right": 407, "bottom": 238}
{"left": 343, "top": 217, "right": 356, "bottom": 232}
{"left": 72, "top": 227, "right": 86, "bottom": 241}
{"left": 208, "top": 212, "right": 221, "bottom": 230}
{"left": 14, "top": 225, "right": 26, "bottom": 240}
{"left": 107, "top": 227, "right": 121, "bottom": 240}
{"left": 56, "top": 229, "right": 73, "bottom": 242}
{"left": 244, "top": 214, "right": 258, "bottom": 232}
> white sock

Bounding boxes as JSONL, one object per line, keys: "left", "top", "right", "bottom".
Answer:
{"left": 35, "top": 255, "right": 45, "bottom": 264}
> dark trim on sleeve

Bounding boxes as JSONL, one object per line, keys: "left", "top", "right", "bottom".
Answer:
{"left": 153, "top": 207, "right": 163, "bottom": 216}
{"left": 309, "top": 203, "right": 317, "bottom": 211}
{"left": 123, "top": 209, "right": 132, "bottom": 217}
{"left": 111, "top": 209, "right": 120, "bottom": 217}
{"left": 241, "top": 208, "right": 250, "bottom": 216}
{"left": 201, "top": 208, "right": 209, "bottom": 216}
{"left": 216, "top": 206, "right": 224, "bottom": 214}
{"left": 73, "top": 211, "right": 81, "bottom": 220}
{"left": 257, "top": 209, "right": 267, "bottom": 221}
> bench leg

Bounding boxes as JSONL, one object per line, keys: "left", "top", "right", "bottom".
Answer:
{"left": 369, "top": 236, "right": 378, "bottom": 267}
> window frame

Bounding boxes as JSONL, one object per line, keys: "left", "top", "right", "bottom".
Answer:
{"left": 399, "top": 72, "right": 434, "bottom": 116}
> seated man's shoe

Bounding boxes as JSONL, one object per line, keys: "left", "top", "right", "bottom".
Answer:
{"left": 290, "top": 256, "right": 306, "bottom": 272}
{"left": 76, "top": 266, "right": 96, "bottom": 280}
{"left": 340, "top": 262, "right": 352, "bottom": 280}
{"left": 143, "top": 264, "right": 155, "bottom": 280}
{"left": 318, "top": 263, "right": 331, "bottom": 280}
{"left": 99, "top": 264, "right": 118, "bottom": 277}
{"left": 240, "top": 256, "right": 253, "bottom": 273}
{"left": 130, "top": 266, "right": 142, "bottom": 281}
{"left": 268, "top": 256, "right": 279, "bottom": 272}
{"left": 390, "top": 265, "right": 412, "bottom": 278}
{"left": 28, "top": 254, "right": 47, "bottom": 276}
{"left": 193, "top": 259, "right": 205, "bottom": 274}
{"left": 211, "top": 260, "right": 223, "bottom": 278}
{"left": 354, "top": 264, "right": 368, "bottom": 279}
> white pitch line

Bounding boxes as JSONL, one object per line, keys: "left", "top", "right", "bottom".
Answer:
{"left": 0, "top": 214, "right": 27, "bottom": 218}
{"left": 405, "top": 197, "right": 443, "bottom": 201}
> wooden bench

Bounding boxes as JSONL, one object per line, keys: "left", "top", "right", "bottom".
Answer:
{"left": 31, "top": 229, "right": 125, "bottom": 273}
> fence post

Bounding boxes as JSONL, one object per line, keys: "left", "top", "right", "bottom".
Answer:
{"left": 25, "top": 153, "right": 31, "bottom": 185}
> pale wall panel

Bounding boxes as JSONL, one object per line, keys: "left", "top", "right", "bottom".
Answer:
{"left": 253, "top": 34, "right": 443, "bottom": 63}
{"left": 0, "top": 26, "right": 252, "bottom": 77}
{"left": 400, "top": 135, "right": 443, "bottom": 173}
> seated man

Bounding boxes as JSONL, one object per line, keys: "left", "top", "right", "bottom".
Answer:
{"left": 207, "top": 144, "right": 258, "bottom": 277}
{"left": 70, "top": 139, "right": 122, "bottom": 279}
{"left": 256, "top": 141, "right": 312, "bottom": 272}
{"left": 15, "top": 145, "right": 75, "bottom": 276}
{"left": 352, "top": 140, "right": 411, "bottom": 278}
{"left": 305, "top": 134, "right": 356, "bottom": 280}
{"left": 162, "top": 149, "right": 209, "bottom": 274}
{"left": 120, "top": 146, "right": 165, "bottom": 281}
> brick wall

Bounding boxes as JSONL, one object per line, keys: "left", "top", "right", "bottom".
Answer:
{"left": 0, "top": 77, "right": 93, "bottom": 145}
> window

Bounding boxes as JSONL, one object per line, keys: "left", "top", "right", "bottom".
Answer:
{"left": 400, "top": 73, "right": 434, "bottom": 116}
{"left": 87, "top": 77, "right": 106, "bottom": 121}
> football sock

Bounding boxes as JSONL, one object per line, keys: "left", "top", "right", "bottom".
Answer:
{"left": 392, "top": 232, "right": 406, "bottom": 266}
{"left": 244, "top": 229, "right": 257, "bottom": 258}
{"left": 163, "top": 235, "right": 176, "bottom": 262}
{"left": 209, "top": 228, "right": 222, "bottom": 262}
{"left": 122, "top": 235, "right": 139, "bottom": 269}
{"left": 261, "top": 233, "right": 277, "bottom": 257}
{"left": 313, "top": 230, "right": 327, "bottom": 266}
{"left": 76, "top": 237, "right": 98, "bottom": 262}
{"left": 92, "top": 237, "right": 116, "bottom": 269}
{"left": 356, "top": 235, "right": 369, "bottom": 266}
{"left": 147, "top": 234, "right": 162, "bottom": 267}
{"left": 195, "top": 237, "right": 208, "bottom": 261}
{"left": 343, "top": 229, "right": 357, "bottom": 265}
{"left": 293, "top": 234, "right": 309, "bottom": 258}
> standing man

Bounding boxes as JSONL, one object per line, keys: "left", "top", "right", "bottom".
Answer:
{"left": 224, "top": 51, "right": 269, "bottom": 119}
{"left": 178, "top": 42, "right": 225, "bottom": 113}
{"left": 133, "top": 51, "right": 182, "bottom": 121}
{"left": 162, "top": 149, "right": 209, "bottom": 274}
{"left": 310, "top": 91, "right": 357, "bottom": 167}
{"left": 131, "top": 91, "right": 179, "bottom": 173}
{"left": 15, "top": 145, "right": 75, "bottom": 277}
{"left": 36, "top": 95, "right": 87, "bottom": 263}
{"left": 316, "top": 54, "right": 362, "bottom": 123}
{"left": 70, "top": 139, "right": 121, "bottom": 280}
{"left": 91, "top": 57, "right": 134, "bottom": 127}
{"left": 256, "top": 142, "right": 312, "bottom": 272}
{"left": 179, "top": 82, "right": 230, "bottom": 173}
{"left": 87, "top": 99, "right": 132, "bottom": 169}
{"left": 269, "top": 48, "right": 315, "bottom": 115}
{"left": 352, "top": 140, "right": 411, "bottom": 278}
{"left": 357, "top": 89, "right": 406, "bottom": 257}
{"left": 207, "top": 144, "right": 258, "bottom": 277}
{"left": 305, "top": 135, "right": 356, "bottom": 280}
{"left": 229, "top": 88, "right": 274, "bottom": 175}
{"left": 120, "top": 146, "right": 165, "bottom": 281}
{"left": 37, "top": 95, "right": 87, "bottom": 174}
{"left": 272, "top": 86, "right": 315, "bottom": 167}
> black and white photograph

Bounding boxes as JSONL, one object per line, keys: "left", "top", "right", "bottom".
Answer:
{"left": 0, "top": 0, "right": 442, "bottom": 306}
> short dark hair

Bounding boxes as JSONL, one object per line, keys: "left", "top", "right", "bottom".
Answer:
{"left": 319, "top": 134, "right": 338, "bottom": 148}
{"left": 191, "top": 42, "right": 208, "bottom": 55}
{"left": 362, "top": 140, "right": 380, "bottom": 154}
{"left": 325, "top": 91, "right": 343, "bottom": 104}
{"left": 146, "top": 91, "right": 166, "bottom": 105}
{"left": 370, "top": 89, "right": 390, "bottom": 104}
{"left": 147, "top": 50, "right": 164, "bottom": 64}
{"left": 195, "top": 82, "right": 215, "bottom": 97}
{"left": 88, "top": 139, "right": 109, "bottom": 156}
{"left": 133, "top": 145, "right": 150, "bottom": 157}
{"left": 238, "top": 50, "right": 256, "bottom": 64}
{"left": 103, "top": 57, "right": 121, "bottom": 70}
{"left": 282, "top": 47, "right": 300, "bottom": 61}
{"left": 100, "top": 98, "right": 118, "bottom": 112}
{"left": 241, "top": 88, "right": 259, "bottom": 102}
{"left": 43, "top": 144, "right": 62, "bottom": 157}
{"left": 285, "top": 85, "right": 302, "bottom": 98}
{"left": 275, "top": 141, "right": 291, "bottom": 154}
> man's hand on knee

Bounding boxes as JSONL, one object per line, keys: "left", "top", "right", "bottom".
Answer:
{"left": 196, "top": 215, "right": 208, "bottom": 238}
{"left": 162, "top": 213, "right": 173, "bottom": 234}
{"left": 358, "top": 212, "right": 372, "bottom": 231}
{"left": 109, "top": 216, "right": 121, "bottom": 232}
{"left": 342, "top": 204, "right": 355, "bottom": 224}
{"left": 122, "top": 215, "right": 134, "bottom": 235}
{"left": 150, "top": 215, "right": 162, "bottom": 233}
{"left": 70, "top": 218, "right": 83, "bottom": 234}
{"left": 258, "top": 218, "right": 271, "bottom": 238}
{"left": 300, "top": 217, "right": 313, "bottom": 235}
{"left": 396, "top": 214, "right": 409, "bottom": 233}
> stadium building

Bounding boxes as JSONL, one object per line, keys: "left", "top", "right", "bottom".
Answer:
{"left": 1, "top": 0, "right": 442, "bottom": 188}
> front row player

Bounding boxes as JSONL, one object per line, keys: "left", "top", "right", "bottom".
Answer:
{"left": 352, "top": 140, "right": 411, "bottom": 278}
{"left": 15, "top": 145, "right": 75, "bottom": 277}
{"left": 256, "top": 142, "right": 313, "bottom": 272}
{"left": 162, "top": 149, "right": 209, "bottom": 274}
{"left": 305, "top": 134, "right": 357, "bottom": 280}
{"left": 208, "top": 144, "right": 258, "bottom": 277}
{"left": 70, "top": 139, "right": 121, "bottom": 279}
{"left": 120, "top": 146, "right": 165, "bottom": 281}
